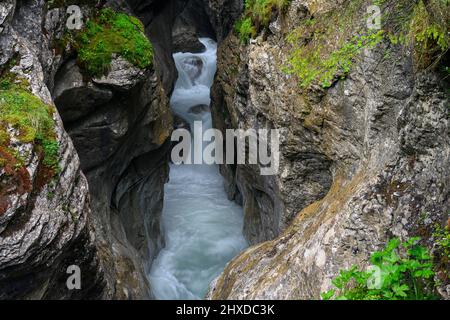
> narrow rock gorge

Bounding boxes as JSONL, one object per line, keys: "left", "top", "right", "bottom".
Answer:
{"left": 0, "top": 0, "right": 448, "bottom": 301}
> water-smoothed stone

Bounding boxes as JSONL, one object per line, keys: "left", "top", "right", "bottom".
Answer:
{"left": 208, "top": 0, "right": 449, "bottom": 299}
{"left": 0, "top": 0, "right": 107, "bottom": 299}
{"left": 1, "top": 0, "right": 173, "bottom": 299}
{"left": 182, "top": 56, "right": 204, "bottom": 82}
{"left": 53, "top": 60, "right": 113, "bottom": 122}
{"left": 56, "top": 56, "right": 173, "bottom": 299}
{"left": 188, "top": 104, "right": 209, "bottom": 114}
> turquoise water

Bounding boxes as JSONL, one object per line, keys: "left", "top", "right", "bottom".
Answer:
{"left": 148, "top": 38, "right": 248, "bottom": 300}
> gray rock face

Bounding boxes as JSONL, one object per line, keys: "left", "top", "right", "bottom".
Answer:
{"left": 202, "top": 0, "right": 242, "bottom": 42}
{"left": 211, "top": 33, "right": 333, "bottom": 245}
{"left": 0, "top": 0, "right": 107, "bottom": 299}
{"left": 54, "top": 57, "right": 173, "bottom": 299}
{"left": 125, "top": 0, "right": 242, "bottom": 93}
{"left": 171, "top": 0, "right": 243, "bottom": 50}
{"left": 208, "top": 0, "right": 449, "bottom": 299}
{"left": 92, "top": 56, "right": 147, "bottom": 90}
{"left": 172, "top": 24, "right": 206, "bottom": 53}
{"left": 1, "top": 0, "right": 173, "bottom": 300}
{"left": 126, "top": 0, "right": 180, "bottom": 94}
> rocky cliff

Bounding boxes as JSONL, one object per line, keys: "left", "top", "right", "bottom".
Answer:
{"left": 208, "top": 0, "right": 449, "bottom": 299}
{"left": 0, "top": 0, "right": 107, "bottom": 299}
{"left": 0, "top": 0, "right": 173, "bottom": 299}
{"left": 0, "top": 0, "right": 448, "bottom": 301}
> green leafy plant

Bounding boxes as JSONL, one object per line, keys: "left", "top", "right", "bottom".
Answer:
{"left": 70, "top": 8, "right": 153, "bottom": 77}
{"left": 321, "top": 237, "right": 438, "bottom": 300}
{"left": 380, "top": 0, "right": 449, "bottom": 69}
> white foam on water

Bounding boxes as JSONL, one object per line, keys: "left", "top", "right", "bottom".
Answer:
{"left": 148, "top": 38, "right": 248, "bottom": 300}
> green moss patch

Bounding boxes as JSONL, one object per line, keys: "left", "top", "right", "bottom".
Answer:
{"left": 283, "top": 0, "right": 381, "bottom": 89}
{"left": 285, "top": 29, "right": 384, "bottom": 88}
{"left": 0, "top": 74, "right": 59, "bottom": 177}
{"left": 69, "top": 8, "right": 154, "bottom": 77}
{"left": 235, "top": 0, "right": 291, "bottom": 43}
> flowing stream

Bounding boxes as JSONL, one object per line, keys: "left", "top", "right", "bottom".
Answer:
{"left": 148, "top": 38, "right": 248, "bottom": 300}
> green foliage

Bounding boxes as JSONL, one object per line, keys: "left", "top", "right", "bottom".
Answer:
{"left": 321, "top": 237, "right": 438, "bottom": 300}
{"left": 72, "top": 8, "right": 153, "bottom": 77}
{"left": 283, "top": 0, "right": 449, "bottom": 90}
{"left": 39, "top": 136, "right": 59, "bottom": 169}
{"left": 235, "top": 17, "right": 257, "bottom": 43}
{"left": 285, "top": 30, "right": 384, "bottom": 88}
{"left": 282, "top": 0, "right": 376, "bottom": 89}
{"left": 235, "top": 0, "right": 291, "bottom": 42}
{"left": 375, "top": 0, "right": 449, "bottom": 68}
{"left": 0, "top": 77, "right": 59, "bottom": 172}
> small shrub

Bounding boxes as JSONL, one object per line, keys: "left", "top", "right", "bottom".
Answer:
{"left": 321, "top": 237, "right": 438, "bottom": 300}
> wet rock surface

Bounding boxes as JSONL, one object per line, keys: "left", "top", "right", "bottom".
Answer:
{"left": 0, "top": 0, "right": 107, "bottom": 299}
{"left": 0, "top": 0, "right": 173, "bottom": 299}
{"left": 54, "top": 57, "right": 173, "bottom": 299}
{"left": 1, "top": 0, "right": 448, "bottom": 302}
{"left": 208, "top": 0, "right": 449, "bottom": 299}
{"left": 188, "top": 104, "right": 210, "bottom": 114}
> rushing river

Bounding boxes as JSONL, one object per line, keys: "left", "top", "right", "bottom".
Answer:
{"left": 148, "top": 38, "right": 248, "bottom": 300}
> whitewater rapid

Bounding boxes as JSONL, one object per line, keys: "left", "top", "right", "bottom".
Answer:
{"left": 148, "top": 38, "right": 248, "bottom": 300}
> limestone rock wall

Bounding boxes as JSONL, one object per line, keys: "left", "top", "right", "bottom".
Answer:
{"left": 0, "top": 0, "right": 173, "bottom": 299}
{"left": 208, "top": 0, "right": 449, "bottom": 299}
{"left": 0, "top": 0, "right": 107, "bottom": 299}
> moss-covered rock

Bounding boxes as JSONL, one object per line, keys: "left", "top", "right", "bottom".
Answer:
{"left": 0, "top": 72, "right": 59, "bottom": 184}
{"left": 235, "top": 0, "right": 291, "bottom": 43}
{"left": 64, "top": 8, "right": 154, "bottom": 78}
{"left": 209, "top": 0, "right": 449, "bottom": 300}
{"left": 283, "top": 0, "right": 449, "bottom": 89}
